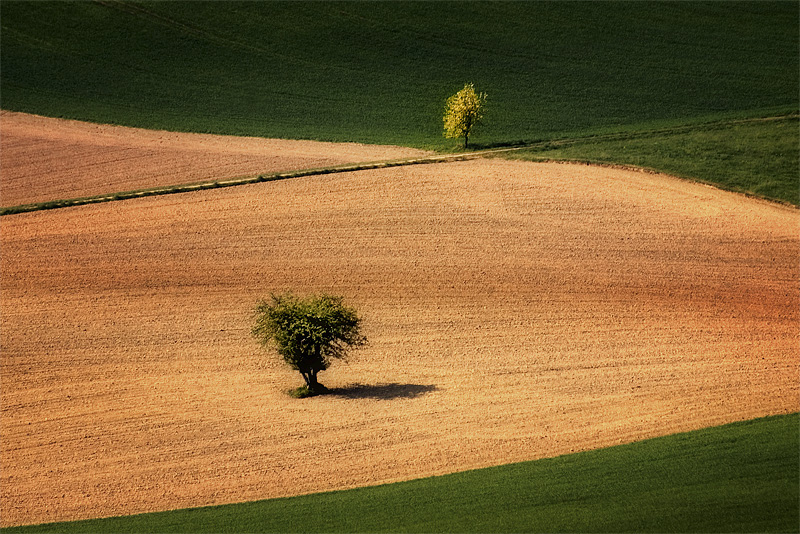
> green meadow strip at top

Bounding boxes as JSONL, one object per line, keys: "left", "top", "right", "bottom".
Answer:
{"left": 2, "top": 113, "right": 797, "bottom": 216}
{"left": 1, "top": 1, "right": 797, "bottom": 148}
{"left": 5, "top": 413, "right": 798, "bottom": 533}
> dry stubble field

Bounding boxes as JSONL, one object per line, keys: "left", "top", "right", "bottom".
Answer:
{"left": 0, "top": 111, "right": 431, "bottom": 207}
{"left": 1, "top": 117, "right": 798, "bottom": 527}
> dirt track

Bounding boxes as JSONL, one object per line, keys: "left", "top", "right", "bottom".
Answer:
{"left": 1, "top": 129, "right": 799, "bottom": 526}
{"left": 0, "top": 111, "right": 431, "bottom": 206}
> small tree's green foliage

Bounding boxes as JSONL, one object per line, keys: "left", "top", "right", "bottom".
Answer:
{"left": 443, "top": 83, "right": 487, "bottom": 149}
{"left": 252, "top": 294, "right": 366, "bottom": 395}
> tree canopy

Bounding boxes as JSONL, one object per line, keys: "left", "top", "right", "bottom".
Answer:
{"left": 252, "top": 293, "right": 366, "bottom": 396}
{"left": 443, "top": 83, "right": 487, "bottom": 149}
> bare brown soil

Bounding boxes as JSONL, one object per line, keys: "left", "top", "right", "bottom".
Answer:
{"left": 0, "top": 111, "right": 431, "bottom": 206}
{"left": 1, "top": 157, "right": 798, "bottom": 527}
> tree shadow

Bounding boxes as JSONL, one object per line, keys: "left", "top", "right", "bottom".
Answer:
{"left": 468, "top": 139, "right": 532, "bottom": 151}
{"left": 327, "top": 383, "right": 438, "bottom": 400}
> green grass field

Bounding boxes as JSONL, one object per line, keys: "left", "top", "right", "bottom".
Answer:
{"left": 6, "top": 414, "right": 798, "bottom": 533}
{"left": 1, "top": 2, "right": 797, "bottom": 148}
{"left": 507, "top": 114, "right": 800, "bottom": 205}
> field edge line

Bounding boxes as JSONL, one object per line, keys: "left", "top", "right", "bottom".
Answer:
{"left": 3, "top": 112, "right": 797, "bottom": 216}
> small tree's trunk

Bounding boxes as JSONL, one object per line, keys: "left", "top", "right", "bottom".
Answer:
{"left": 464, "top": 131, "right": 469, "bottom": 149}
{"left": 298, "top": 345, "right": 327, "bottom": 395}
{"left": 301, "top": 368, "right": 324, "bottom": 394}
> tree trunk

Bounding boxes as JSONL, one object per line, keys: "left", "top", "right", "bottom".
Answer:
{"left": 464, "top": 131, "right": 469, "bottom": 149}
{"left": 301, "top": 369, "right": 325, "bottom": 394}
{"left": 299, "top": 345, "right": 328, "bottom": 395}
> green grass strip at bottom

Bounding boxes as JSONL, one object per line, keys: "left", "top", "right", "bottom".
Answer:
{"left": 7, "top": 413, "right": 798, "bottom": 533}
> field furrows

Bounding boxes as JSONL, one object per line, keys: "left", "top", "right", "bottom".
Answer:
{"left": 0, "top": 111, "right": 431, "bottom": 207}
{"left": 1, "top": 160, "right": 798, "bottom": 526}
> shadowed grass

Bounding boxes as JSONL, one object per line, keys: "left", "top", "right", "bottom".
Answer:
{"left": 1, "top": 2, "right": 796, "bottom": 148}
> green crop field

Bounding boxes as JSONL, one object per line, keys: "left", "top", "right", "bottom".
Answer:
{"left": 1, "top": 1, "right": 797, "bottom": 149}
{"left": 507, "top": 114, "right": 800, "bottom": 205}
{"left": 5, "top": 414, "right": 798, "bottom": 534}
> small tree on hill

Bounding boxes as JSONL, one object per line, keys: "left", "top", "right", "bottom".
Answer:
{"left": 252, "top": 293, "right": 366, "bottom": 397}
{"left": 443, "top": 82, "right": 487, "bottom": 149}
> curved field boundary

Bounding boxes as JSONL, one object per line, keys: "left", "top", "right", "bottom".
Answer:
{"left": 2, "top": 113, "right": 796, "bottom": 217}
{"left": 7, "top": 414, "right": 798, "bottom": 532}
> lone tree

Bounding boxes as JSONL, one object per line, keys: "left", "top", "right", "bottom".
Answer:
{"left": 443, "top": 82, "right": 487, "bottom": 149}
{"left": 252, "top": 293, "right": 366, "bottom": 397}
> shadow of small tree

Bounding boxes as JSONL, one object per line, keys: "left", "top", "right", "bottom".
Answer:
{"left": 326, "top": 383, "right": 438, "bottom": 400}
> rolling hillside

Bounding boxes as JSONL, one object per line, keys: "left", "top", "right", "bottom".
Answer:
{"left": 1, "top": 2, "right": 797, "bottom": 147}
{"left": 2, "top": 159, "right": 797, "bottom": 526}
{"left": 1, "top": 2, "right": 798, "bottom": 530}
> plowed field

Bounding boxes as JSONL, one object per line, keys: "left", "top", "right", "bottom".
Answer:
{"left": 0, "top": 111, "right": 431, "bottom": 206}
{"left": 1, "top": 154, "right": 798, "bottom": 526}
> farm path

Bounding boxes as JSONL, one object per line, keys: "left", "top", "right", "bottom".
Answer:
{"left": 2, "top": 157, "right": 797, "bottom": 526}
{"left": 0, "top": 111, "right": 432, "bottom": 206}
